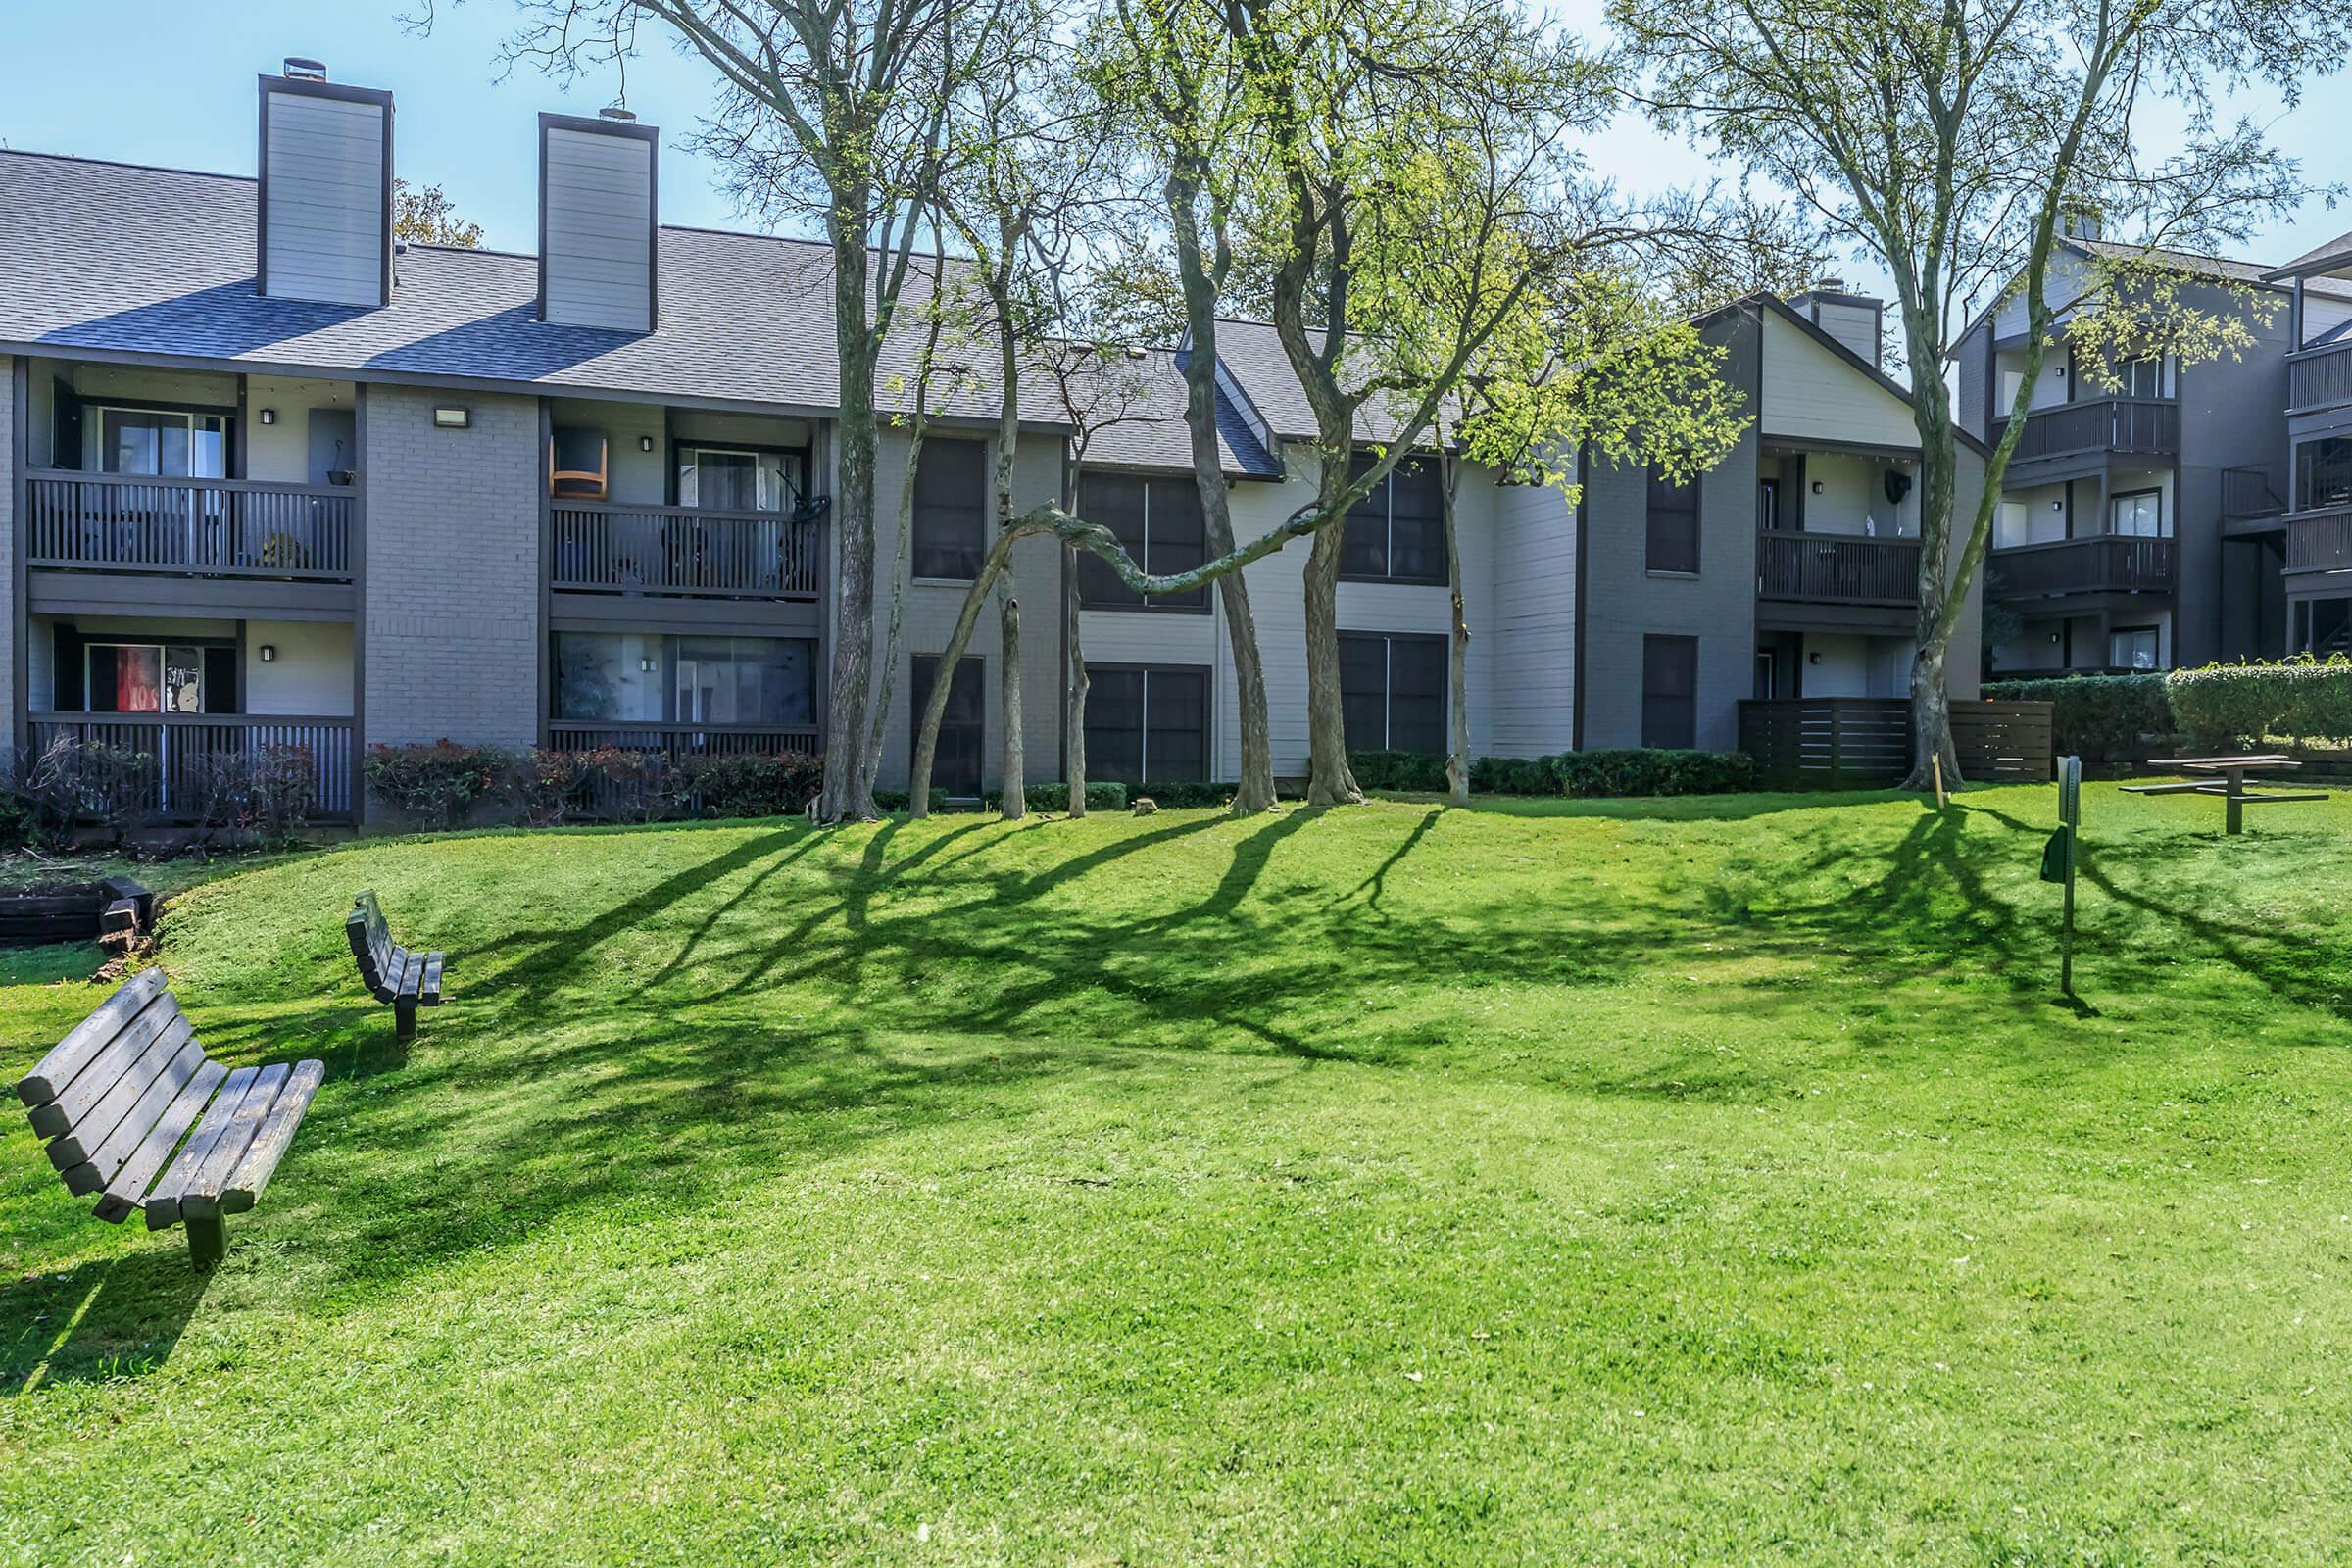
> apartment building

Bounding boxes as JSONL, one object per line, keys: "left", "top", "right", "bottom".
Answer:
{"left": 0, "top": 62, "right": 1984, "bottom": 824}
{"left": 2264, "top": 231, "right": 2352, "bottom": 655}
{"left": 1951, "top": 233, "right": 2352, "bottom": 676}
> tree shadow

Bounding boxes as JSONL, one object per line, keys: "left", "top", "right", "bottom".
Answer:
{"left": 0, "top": 1249, "right": 212, "bottom": 1395}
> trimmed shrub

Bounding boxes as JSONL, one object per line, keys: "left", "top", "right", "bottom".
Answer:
{"left": 1469, "top": 755, "right": 1556, "bottom": 796}
{"left": 18, "top": 738, "right": 158, "bottom": 849}
{"left": 1130, "top": 781, "right": 1234, "bottom": 809}
{"left": 2167, "top": 656, "right": 2352, "bottom": 748}
{"left": 364, "top": 740, "right": 517, "bottom": 828}
{"left": 984, "top": 781, "right": 1129, "bottom": 813}
{"left": 1553, "top": 749, "right": 1757, "bottom": 798}
{"left": 1348, "top": 750, "right": 1451, "bottom": 792}
{"left": 1983, "top": 672, "right": 2172, "bottom": 760}
{"left": 680, "top": 751, "right": 825, "bottom": 819}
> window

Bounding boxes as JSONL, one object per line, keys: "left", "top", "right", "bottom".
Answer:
{"left": 910, "top": 655, "right": 985, "bottom": 798}
{"left": 1340, "top": 454, "right": 1446, "bottom": 584}
{"left": 2109, "top": 626, "right": 2160, "bottom": 671}
{"left": 1641, "top": 635, "right": 1698, "bottom": 749}
{"left": 78, "top": 642, "right": 229, "bottom": 714}
{"left": 912, "top": 440, "right": 989, "bottom": 579}
{"left": 2109, "top": 490, "right": 2164, "bottom": 537}
{"left": 1645, "top": 467, "right": 1700, "bottom": 574}
{"left": 2295, "top": 437, "right": 2352, "bottom": 513}
{"left": 2116, "top": 357, "right": 2166, "bottom": 399}
{"left": 552, "top": 633, "right": 815, "bottom": 727}
{"left": 1338, "top": 632, "right": 1446, "bottom": 754}
{"left": 1075, "top": 474, "right": 1209, "bottom": 611}
{"left": 1085, "top": 664, "right": 1210, "bottom": 785}
{"left": 677, "top": 444, "right": 808, "bottom": 513}
{"left": 95, "top": 406, "right": 228, "bottom": 478}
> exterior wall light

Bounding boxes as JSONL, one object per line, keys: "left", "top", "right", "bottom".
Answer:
{"left": 259, "top": 645, "right": 278, "bottom": 662}
{"left": 639, "top": 435, "right": 656, "bottom": 452}
{"left": 433, "top": 406, "right": 471, "bottom": 430}
{"left": 258, "top": 408, "right": 278, "bottom": 425}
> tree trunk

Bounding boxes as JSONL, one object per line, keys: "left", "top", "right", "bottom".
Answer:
{"left": 1443, "top": 459, "right": 1471, "bottom": 808}
{"left": 1910, "top": 639, "right": 1959, "bottom": 791}
{"left": 819, "top": 229, "right": 881, "bottom": 822}
{"left": 1302, "top": 523, "right": 1361, "bottom": 806}
{"left": 999, "top": 589, "right": 1025, "bottom": 820}
{"left": 1065, "top": 545, "right": 1089, "bottom": 818}
{"left": 909, "top": 534, "right": 1016, "bottom": 817}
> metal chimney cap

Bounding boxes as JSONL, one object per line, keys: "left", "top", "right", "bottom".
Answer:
{"left": 1814, "top": 276, "right": 1848, "bottom": 295}
{"left": 282, "top": 57, "right": 329, "bottom": 81}
{"left": 598, "top": 103, "right": 638, "bottom": 122}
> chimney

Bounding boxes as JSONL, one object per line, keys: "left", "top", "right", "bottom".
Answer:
{"left": 2061, "top": 206, "right": 2104, "bottom": 243}
{"left": 258, "top": 60, "right": 394, "bottom": 308}
{"left": 538, "top": 108, "right": 659, "bottom": 333}
{"left": 1790, "top": 276, "right": 1885, "bottom": 369}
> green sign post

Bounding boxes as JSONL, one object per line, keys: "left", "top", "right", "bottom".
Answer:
{"left": 2039, "top": 755, "right": 2082, "bottom": 996}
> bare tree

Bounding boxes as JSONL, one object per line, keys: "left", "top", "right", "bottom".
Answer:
{"left": 1616, "top": 0, "right": 2352, "bottom": 785}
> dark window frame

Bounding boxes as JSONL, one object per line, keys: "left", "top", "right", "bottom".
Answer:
{"left": 911, "top": 439, "right": 991, "bottom": 581}
{"left": 1337, "top": 630, "right": 1448, "bottom": 754}
{"left": 1645, "top": 466, "right": 1701, "bottom": 575}
{"left": 668, "top": 437, "right": 813, "bottom": 514}
{"left": 2107, "top": 623, "right": 2161, "bottom": 671}
{"left": 1075, "top": 472, "right": 1212, "bottom": 613}
{"left": 1082, "top": 662, "right": 1213, "bottom": 785}
{"left": 1340, "top": 453, "right": 1448, "bottom": 587}
{"left": 1641, "top": 634, "right": 1699, "bottom": 750}
{"left": 2107, "top": 486, "right": 2165, "bottom": 538}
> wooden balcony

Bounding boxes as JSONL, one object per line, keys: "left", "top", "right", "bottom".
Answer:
{"left": 2286, "top": 506, "right": 2352, "bottom": 574}
{"left": 25, "top": 713, "right": 354, "bottom": 821}
{"left": 1997, "top": 397, "right": 2179, "bottom": 468}
{"left": 1987, "top": 535, "right": 2175, "bottom": 600}
{"left": 551, "top": 503, "right": 822, "bottom": 600}
{"left": 2288, "top": 341, "right": 2352, "bottom": 412}
{"left": 24, "top": 471, "right": 353, "bottom": 580}
{"left": 1755, "top": 530, "right": 1920, "bottom": 606}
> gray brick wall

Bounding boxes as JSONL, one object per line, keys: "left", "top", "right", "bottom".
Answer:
{"left": 0, "top": 356, "right": 14, "bottom": 759}
{"left": 362, "top": 386, "right": 541, "bottom": 746}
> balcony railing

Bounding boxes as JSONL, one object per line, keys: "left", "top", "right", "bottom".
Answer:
{"left": 2288, "top": 341, "right": 2352, "bottom": 411}
{"left": 2286, "top": 506, "right": 2352, "bottom": 573}
{"left": 2223, "top": 465, "right": 2285, "bottom": 521}
{"left": 1987, "top": 535, "right": 2175, "bottom": 598}
{"left": 1999, "top": 398, "right": 2180, "bottom": 465}
{"left": 546, "top": 721, "right": 821, "bottom": 757}
{"left": 24, "top": 471, "right": 353, "bottom": 579}
{"left": 24, "top": 713, "right": 354, "bottom": 821}
{"left": 1755, "top": 530, "right": 1920, "bottom": 606}
{"left": 551, "top": 503, "right": 822, "bottom": 599}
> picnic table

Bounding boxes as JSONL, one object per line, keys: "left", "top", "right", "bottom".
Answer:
{"left": 2120, "top": 754, "right": 2328, "bottom": 834}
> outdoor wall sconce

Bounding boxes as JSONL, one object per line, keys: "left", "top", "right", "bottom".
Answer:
{"left": 1807, "top": 651, "right": 1822, "bottom": 665}
{"left": 639, "top": 435, "right": 656, "bottom": 452}
{"left": 1810, "top": 480, "right": 1825, "bottom": 494}
{"left": 257, "top": 408, "right": 277, "bottom": 425}
{"left": 259, "top": 645, "right": 278, "bottom": 662}
{"left": 2052, "top": 500, "right": 2065, "bottom": 511}
{"left": 639, "top": 657, "right": 659, "bottom": 673}
{"left": 433, "top": 406, "right": 471, "bottom": 430}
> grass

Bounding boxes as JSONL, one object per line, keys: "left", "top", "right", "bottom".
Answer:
{"left": 3, "top": 782, "right": 2351, "bottom": 1565}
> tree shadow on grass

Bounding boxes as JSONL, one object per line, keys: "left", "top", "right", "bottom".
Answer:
{"left": 0, "top": 1247, "right": 211, "bottom": 1395}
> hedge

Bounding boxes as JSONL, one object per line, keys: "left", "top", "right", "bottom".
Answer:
{"left": 363, "top": 742, "right": 823, "bottom": 827}
{"left": 1348, "top": 750, "right": 1452, "bottom": 792}
{"left": 982, "top": 781, "right": 1130, "bottom": 813}
{"left": 1984, "top": 657, "right": 2352, "bottom": 754}
{"left": 1980, "top": 671, "right": 2171, "bottom": 760}
{"left": 1470, "top": 748, "right": 1758, "bottom": 798}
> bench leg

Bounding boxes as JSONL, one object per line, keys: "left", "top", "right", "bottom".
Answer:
{"left": 394, "top": 999, "right": 418, "bottom": 1044}
{"left": 186, "top": 1212, "right": 226, "bottom": 1270}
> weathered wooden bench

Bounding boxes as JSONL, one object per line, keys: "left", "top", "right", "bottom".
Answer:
{"left": 15, "top": 967, "right": 324, "bottom": 1268}
{"left": 345, "top": 889, "right": 444, "bottom": 1043}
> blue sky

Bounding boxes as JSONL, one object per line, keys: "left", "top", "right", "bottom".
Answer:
{"left": 3, "top": 1, "right": 2346, "bottom": 296}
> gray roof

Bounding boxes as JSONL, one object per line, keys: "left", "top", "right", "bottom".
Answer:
{"left": 0, "top": 148, "right": 1273, "bottom": 472}
{"left": 2076, "top": 236, "right": 2352, "bottom": 298}
{"left": 1207, "top": 318, "right": 1436, "bottom": 446}
{"left": 2262, "top": 227, "right": 2352, "bottom": 283}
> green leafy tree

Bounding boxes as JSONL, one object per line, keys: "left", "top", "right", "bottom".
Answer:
{"left": 393, "top": 179, "right": 485, "bottom": 247}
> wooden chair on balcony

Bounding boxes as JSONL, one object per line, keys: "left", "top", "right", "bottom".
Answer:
{"left": 14, "top": 967, "right": 326, "bottom": 1269}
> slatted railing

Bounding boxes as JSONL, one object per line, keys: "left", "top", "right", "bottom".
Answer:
{"left": 1739, "top": 699, "right": 2055, "bottom": 789}
{"left": 25, "top": 714, "right": 353, "bottom": 821}
{"left": 1755, "top": 531, "right": 1921, "bottom": 605}
{"left": 2289, "top": 342, "right": 2352, "bottom": 411}
{"left": 2223, "top": 465, "right": 2285, "bottom": 521}
{"left": 2286, "top": 508, "right": 2352, "bottom": 573}
{"left": 2003, "top": 398, "right": 2180, "bottom": 463}
{"left": 550, "top": 504, "right": 822, "bottom": 599}
{"left": 1987, "top": 535, "right": 2175, "bottom": 598}
{"left": 545, "top": 722, "right": 821, "bottom": 757}
{"left": 24, "top": 472, "right": 353, "bottom": 579}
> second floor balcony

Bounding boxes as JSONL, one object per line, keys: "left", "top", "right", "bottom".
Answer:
{"left": 550, "top": 502, "right": 824, "bottom": 601}
{"left": 25, "top": 471, "right": 354, "bottom": 580}
{"left": 1998, "top": 397, "right": 2180, "bottom": 473}
{"left": 2288, "top": 341, "right": 2352, "bottom": 413}
{"left": 2286, "top": 506, "right": 2352, "bottom": 575}
{"left": 1988, "top": 534, "right": 2175, "bottom": 600}
{"left": 1755, "top": 530, "right": 1920, "bottom": 607}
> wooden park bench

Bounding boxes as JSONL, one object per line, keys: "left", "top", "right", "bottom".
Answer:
{"left": 15, "top": 967, "right": 324, "bottom": 1268}
{"left": 345, "top": 889, "right": 444, "bottom": 1043}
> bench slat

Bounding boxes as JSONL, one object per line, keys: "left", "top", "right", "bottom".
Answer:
{"left": 91, "top": 1057, "right": 226, "bottom": 1223}
{"left": 219, "top": 1060, "right": 325, "bottom": 1215}
{"left": 419, "top": 952, "right": 446, "bottom": 1005}
{"left": 76, "top": 1035, "right": 209, "bottom": 1187}
{"left": 395, "top": 950, "right": 425, "bottom": 1000}
{"left": 15, "top": 968, "right": 167, "bottom": 1107}
{"left": 145, "top": 1064, "right": 259, "bottom": 1230}
{"left": 42, "top": 1013, "right": 193, "bottom": 1166}
{"left": 177, "top": 1063, "right": 291, "bottom": 1222}
{"left": 26, "top": 991, "right": 181, "bottom": 1140}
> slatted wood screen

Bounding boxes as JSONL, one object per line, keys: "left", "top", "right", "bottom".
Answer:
{"left": 1738, "top": 699, "right": 2054, "bottom": 790}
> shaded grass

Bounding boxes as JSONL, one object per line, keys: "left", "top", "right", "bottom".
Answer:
{"left": 2, "top": 783, "right": 2351, "bottom": 1564}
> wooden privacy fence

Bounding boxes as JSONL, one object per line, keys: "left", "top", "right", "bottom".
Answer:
{"left": 1738, "top": 699, "right": 2055, "bottom": 790}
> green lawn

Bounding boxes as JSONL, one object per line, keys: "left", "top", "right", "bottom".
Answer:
{"left": 4, "top": 784, "right": 2351, "bottom": 1565}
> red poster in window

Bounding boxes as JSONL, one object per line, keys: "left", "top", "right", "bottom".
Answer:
{"left": 116, "top": 646, "right": 162, "bottom": 712}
